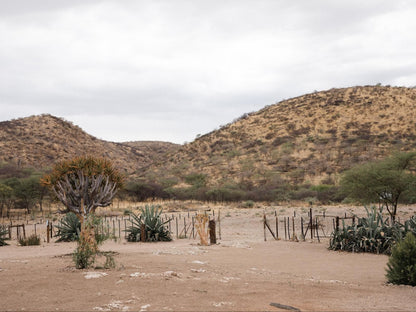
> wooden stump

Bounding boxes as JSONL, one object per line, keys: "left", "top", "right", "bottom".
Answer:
{"left": 209, "top": 220, "right": 216, "bottom": 245}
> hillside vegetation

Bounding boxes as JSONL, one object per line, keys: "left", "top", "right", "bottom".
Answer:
{"left": 139, "top": 86, "right": 416, "bottom": 201}
{"left": 1, "top": 86, "right": 416, "bottom": 203}
{"left": 0, "top": 114, "right": 179, "bottom": 174}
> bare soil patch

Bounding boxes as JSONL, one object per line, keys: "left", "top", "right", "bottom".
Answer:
{"left": 1, "top": 206, "right": 415, "bottom": 311}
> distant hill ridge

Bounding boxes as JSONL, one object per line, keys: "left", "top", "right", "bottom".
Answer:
{"left": 2, "top": 86, "right": 416, "bottom": 188}
{"left": 0, "top": 114, "right": 179, "bottom": 174}
{"left": 142, "top": 85, "right": 416, "bottom": 187}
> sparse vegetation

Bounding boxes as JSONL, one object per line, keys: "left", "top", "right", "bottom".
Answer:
{"left": 18, "top": 234, "right": 41, "bottom": 246}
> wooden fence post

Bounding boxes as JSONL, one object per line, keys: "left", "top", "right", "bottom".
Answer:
{"left": 301, "top": 217, "right": 304, "bottom": 240}
{"left": 284, "top": 217, "right": 287, "bottom": 240}
{"left": 310, "top": 208, "right": 313, "bottom": 239}
{"left": 140, "top": 224, "right": 146, "bottom": 242}
{"left": 175, "top": 217, "right": 179, "bottom": 239}
{"left": 292, "top": 217, "right": 295, "bottom": 240}
{"left": 46, "top": 223, "right": 50, "bottom": 243}
{"left": 315, "top": 217, "right": 320, "bottom": 242}
{"left": 209, "top": 220, "right": 216, "bottom": 245}
{"left": 118, "top": 219, "right": 121, "bottom": 239}
{"left": 275, "top": 215, "right": 278, "bottom": 240}
{"left": 218, "top": 210, "right": 221, "bottom": 240}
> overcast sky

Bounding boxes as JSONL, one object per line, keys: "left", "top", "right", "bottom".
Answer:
{"left": 0, "top": 0, "right": 415, "bottom": 144}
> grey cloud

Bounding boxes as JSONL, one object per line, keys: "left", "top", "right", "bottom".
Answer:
{"left": 1, "top": 0, "right": 416, "bottom": 143}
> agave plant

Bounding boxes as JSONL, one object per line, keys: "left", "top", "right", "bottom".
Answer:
{"left": 0, "top": 225, "right": 8, "bottom": 246}
{"left": 329, "top": 206, "right": 404, "bottom": 254}
{"left": 55, "top": 212, "right": 81, "bottom": 242}
{"left": 404, "top": 215, "right": 416, "bottom": 236}
{"left": 55, "top": 212, "right": 108, "bottom": 244}
{"left": 126, "top": 205, "right": 172, "bottom": 242}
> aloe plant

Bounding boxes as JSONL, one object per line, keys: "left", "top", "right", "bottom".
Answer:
{"left": 55, "top": 212, "right": 108, "bottom": 244}
{"left": 126, "top": 205, "right": 172, "bottom": 242}
{"left": 55, "top": 212, "right": 81, "bottom": 242}
{"left": 329, "top": 206, "right": 405, "bottom": 254}
{"left": 0, "top": 225, "right": 8, "bottom": 246}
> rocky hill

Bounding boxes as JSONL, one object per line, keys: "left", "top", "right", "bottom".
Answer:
{"left": 142, "top": 86, "right": 416, "bottom": 190}
{"left": 0, "top": 114, "right": 179, "bottom": 174}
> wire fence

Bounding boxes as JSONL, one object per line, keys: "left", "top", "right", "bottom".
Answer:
{"left": 263, "top": 208, "right": 356, "bottom": 242}
{"left": 1, "top": 209, "right": 221, "bottom": 243}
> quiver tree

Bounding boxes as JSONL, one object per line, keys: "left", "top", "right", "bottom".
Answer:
{"left": 42, "top": 156, "right": 123, "bottom": 268}
{"left": 42, "top": 156, "right": 123, "bottom": 223}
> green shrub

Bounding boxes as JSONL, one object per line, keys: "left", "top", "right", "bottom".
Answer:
{"left": 123, "top": 209, "right": 132, "bottom": 216}
{"left": 242, "top": 200, "right": 254, "bottom": 208}
{"left": 0, "top": 225, "right": 9, "bottom": 246}
{"left": 126, "top": 205, "right": 172, "bottom": 242}
{"left": 386, "top": 232, "right": 416, "bottom": 286}
{"left": 73, "top": 236, "right": 96, "bottom": 269}
{"left": 19, "top": 234, "right": 41, "bottom": 246}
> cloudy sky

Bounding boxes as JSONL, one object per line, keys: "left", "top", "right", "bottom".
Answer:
{"left": 1, "top": 0, "right": 415, "bottom": 144}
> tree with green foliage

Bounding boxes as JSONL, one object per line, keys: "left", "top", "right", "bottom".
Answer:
{"left": 12, "top": 176, "right": 44, "bottom": 214}
{"left": 340, "top": 151, "right": 416, "bottom": 222}
{"left": 0, "top": 183, "right": 13, "bottom": 217}
{"left": 386, "top": 232, "right": 416, "bottom": 286}
{"left": 124, "top": 180, "right": 165, "bottom": 202}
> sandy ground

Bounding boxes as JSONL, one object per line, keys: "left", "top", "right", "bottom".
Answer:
{"left": 1, "top": 206, "right": 416, "bottom": 312}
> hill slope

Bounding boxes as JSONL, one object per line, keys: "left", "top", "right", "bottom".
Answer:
{"left": 0, "top": 114, "right": 179, "bottom": 174}
{"left": 142, "top": 86, "right": 416, "bottom": 190}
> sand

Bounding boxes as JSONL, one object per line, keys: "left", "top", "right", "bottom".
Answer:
{"left": 1, "top": 207, "right": 415, "bottom": 311}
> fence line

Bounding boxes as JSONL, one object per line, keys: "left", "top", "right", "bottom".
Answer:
{"left": 263, "top": 208, "right": 356, "bottom": 242}
{"left": 2, "top": 209, "right": 221, "bottom": 243}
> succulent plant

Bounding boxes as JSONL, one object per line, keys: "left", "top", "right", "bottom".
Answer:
{"left": 126, "top": 205, "right": 172, "bottom": 242}
{"left": 329, "top": 206, "right": 406, "bottom": 254}
{"left": 0, "top": 225, "right": 8, "bottom": 246}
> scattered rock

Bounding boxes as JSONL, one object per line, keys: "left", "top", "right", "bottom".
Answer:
{"left": 84, "top": 272, "right": 108, "bottom": 279}
{"left": 212, "top": 302, "right": 232, "bottom": 307}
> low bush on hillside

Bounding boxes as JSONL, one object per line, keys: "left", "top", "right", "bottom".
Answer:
{"left": 126, "top": 205, "right": 171, "bottom": 242}
{"left": 329, "top": 206, "right": 416, "bottom": 255}
{"left": 386, "top": 232, "right": 416, "bottom": 286}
